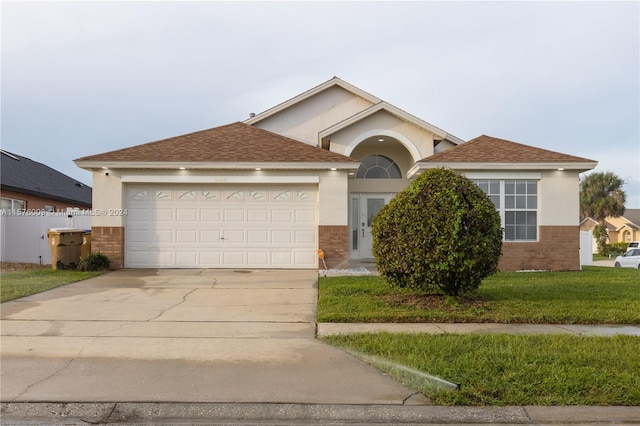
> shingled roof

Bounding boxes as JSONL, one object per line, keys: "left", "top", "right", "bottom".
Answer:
{"left": 1, "top": 150, "right": 92, "bottom": 207}
{"left": 75, "top": 122, "right": 358, "bottom": 165}
{"left": 420, "top": 135, "right": 596, "bottom": 164}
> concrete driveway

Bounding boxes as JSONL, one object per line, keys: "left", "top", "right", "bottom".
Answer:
{"left": 1, "top": 269, "right": 427, "bottom": 405}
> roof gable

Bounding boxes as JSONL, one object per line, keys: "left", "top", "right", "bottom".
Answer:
{"left": 419, "top": 135, "right": 597, "bottom": 167}
{"left": 1, "top": 150, "right": 92, "bottom": 206}
{"left": 319, "top": 101, "right": 463, "bottom": 145}
{"left": 75, "top": 122, "right": 358, "bottom": 165}
{"left": 245, "top": 77, "right": 381, "bottom": 126}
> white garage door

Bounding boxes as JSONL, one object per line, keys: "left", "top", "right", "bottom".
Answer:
{"left": 125, "top": 184, "right": 318, "bottom": 269}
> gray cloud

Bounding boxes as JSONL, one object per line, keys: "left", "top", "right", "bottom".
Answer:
{"left": 2, "top": 1, "right": 638, "bottom": 206}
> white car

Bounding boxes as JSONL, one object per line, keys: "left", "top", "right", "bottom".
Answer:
{"left": 614, "top": 249, "right": 640, "bottom": 269}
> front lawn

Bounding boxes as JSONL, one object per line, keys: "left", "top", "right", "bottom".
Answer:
{"left": 324, "top": 332, "right": 640, "bottom": 406}
{"left": 0, "top": 269, "right": 104, "bottom": 302}
{"left": 318, "top": 266, "right": 640, "bottom": 324}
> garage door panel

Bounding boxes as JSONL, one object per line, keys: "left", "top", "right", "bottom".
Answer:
{"left": 200, "top": 209, "right": 222, "bottom": 222}
{"left": 126, "top": 184, "right": 318, "bottom": 268}
{"left": 295, "top": 251, "right": 317, "bottom": 265}
{"left": 224, "top": 209, "right": 245, "bottom": 222}
{"left": 223, "top": 251, "right": 245, "bottom": 265}
{"left": 200, "top": 251, "right": 222, "bottom": 265}
{"left": 127, "top": 207, "right": 151, "bottom": 222}
{"left": 224, "top": 190, "right": 245, "bottom": 201}
{"left": 248, "top": 209, "right": 269, "bottom": 222}
{"left": 128, "top": 229, "right": 150, "bottom": 243}
{"left": 272, "top": 251, "right": 293, "bottom": 266}
{"left": 176, "top": 230, "right": 197, "bottom": 243}
{"left": 272, "top": 230, "right": 292, "bottom": 244}
{"left": 247, "top": 251, "right": 269, "bottom": 266}
{"left": 223, "top": 230, "right": 244, "bottom": 243}
{"left": 247, "top": 230, "right": 269, "bottom": 244}
{"left": 176, "top": 208, "right": 198, "bottom": 222}
{"left": 200, "top": 230, "right": 221, "bottom": 244}
{"left": 156, "top": 208, "right": 174, "bottom": 222}
{"left": 153, "top": 230, "right": 174, "bottom": 243}
{"left": 295, "top": 210, "right": 316, "bottom": 222}
{"left": 295, "top": 230, "right": 316, "bottom": 244}
{"left": 176, "top": 251, "right": 198, "bottom": 265}
{"left": 272, "top": 210, "right": 292, "bottom": 222}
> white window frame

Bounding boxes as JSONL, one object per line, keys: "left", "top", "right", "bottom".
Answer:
{"left": 473, "top": 178, "right": 539, "bottom": 242}
{"left": 1, "top": 197, "right": 26, "bottom": 211}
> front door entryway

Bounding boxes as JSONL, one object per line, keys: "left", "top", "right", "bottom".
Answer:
{"left": 350, "top": 193, "right": 395, "bottom": 259}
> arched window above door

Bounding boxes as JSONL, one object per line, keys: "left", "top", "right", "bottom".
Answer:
{"left": 355, "top": 155, "right": 402, "bottom": 179}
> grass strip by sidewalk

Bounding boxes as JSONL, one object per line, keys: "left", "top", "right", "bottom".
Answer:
{"left": 318, "top": 266, "right": 640, "bottom": 324}
{"left": 324, "top": 332, "right": 640, "bottom": 406}
{"left": 0, "top": 269, "right": 104, "bottom": 302}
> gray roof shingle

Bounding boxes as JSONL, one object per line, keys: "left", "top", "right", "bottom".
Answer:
{"left": 1, "top": 150, "right": 92, "bottom": 207}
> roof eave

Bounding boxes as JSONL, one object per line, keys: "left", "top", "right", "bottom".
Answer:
{"left": 408, "top": 161, "right": 598, "bottom": 177}
{"left": 75, "top": 160, "right": 360, "bottom": 171}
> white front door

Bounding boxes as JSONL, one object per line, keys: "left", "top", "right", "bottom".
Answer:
{"left": 352, "top": 193, "right": 394, "bottom": 259}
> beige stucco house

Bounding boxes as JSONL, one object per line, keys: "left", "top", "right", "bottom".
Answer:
{"left": 580, "top": 209, "right": 640, "bottom": 246}
{"left": 75, "top": 77, "right": 597, "bottom": 271}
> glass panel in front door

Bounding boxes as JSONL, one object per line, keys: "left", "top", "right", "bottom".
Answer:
{"left": 360, "top": 197, "right": 385, "bottom": 259}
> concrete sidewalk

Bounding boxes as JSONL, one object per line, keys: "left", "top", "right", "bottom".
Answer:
{"left": 318, "top": 322, "right": 640, "bottom": 337}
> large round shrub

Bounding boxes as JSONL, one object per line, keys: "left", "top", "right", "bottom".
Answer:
{"left": 372, "top": 168, "right": 503, "bottom": 296}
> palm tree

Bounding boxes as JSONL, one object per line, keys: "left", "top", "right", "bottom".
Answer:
{"left": 580, "top": 172, "right": 626, "bottom": 254}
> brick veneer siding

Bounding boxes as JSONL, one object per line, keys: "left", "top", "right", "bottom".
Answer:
{"left": 91, "top": 226, "right": 124, "bottom": 269}
{"left": 319, "top": 225, "right": 349, "bottom": 269}
{"left": 499, "top": 226, "right": 580, "bottom": 271}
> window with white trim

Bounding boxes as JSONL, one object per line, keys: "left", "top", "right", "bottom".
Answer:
{"left": 474, "top": 179, "right": 538, "bottom": 241}
{"left": 356, "top": 155, "right": 402, "bottom": 179}
{"left": 1, "top": 197, "right": 26, "bottom": 211}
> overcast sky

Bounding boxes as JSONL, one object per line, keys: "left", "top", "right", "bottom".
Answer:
{"left": 2, "top": 1, "right": 639, "bottom": 208}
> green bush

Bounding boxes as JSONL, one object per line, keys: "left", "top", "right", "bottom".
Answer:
{"left": 372, "top": 168, "right": 503, "bottom": 296}
{"left": 601, "top": 242, "right": 629, "bottom": 257}
{"left": 77, "top": 253, "right": 110, "bottom": 271}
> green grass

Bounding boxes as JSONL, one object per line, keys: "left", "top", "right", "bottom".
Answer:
{"left": 0, "top": 269, "right": 104, "bottom": 302}
{"left": 324, "top": 332, "right": 640, "bottom": 406}
{"left": 593, "top": 254, "right": 613, "bottom": 261}
{"left": 318, "top": 266, "right": 640, "bottom": 324}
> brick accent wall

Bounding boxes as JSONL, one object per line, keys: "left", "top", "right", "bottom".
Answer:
{"left": 499, "top": 225, "right": 580, "bottom": 271}
{"left": 91, "top": 226, "right": 125, "bottom": 269}
{"left": 319, "top": 225, "right": 349, "bottom": 269}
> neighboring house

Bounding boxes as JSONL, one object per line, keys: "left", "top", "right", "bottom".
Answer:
{"left": 75, "top": 77, "right": 597, "bottom": 271}
{"left": 580, "top": 209, "right": 640, "bottom": 245}
{"left": 1, "top": 150, "right": 92, "bottom": 212}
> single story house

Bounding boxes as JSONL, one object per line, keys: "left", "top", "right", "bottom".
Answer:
{"left": 75, "top": 77, "right": 597, "bottom": 271}
{"left": 1, "top": 150, "right": 92, "bottom": 212}
{"left": 580, "top": 209, "right": 640, "bottom": 245}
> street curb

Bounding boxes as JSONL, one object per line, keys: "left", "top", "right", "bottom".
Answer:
{"left": 2, "top": 402, "right": 639, "bottom": 425}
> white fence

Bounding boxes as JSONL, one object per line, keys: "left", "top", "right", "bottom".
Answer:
{"left": 580, "top": 230, "right": 593, "bottom": 267}
{"left": 0, "top": 210, "right": 92, "bottom": 265}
